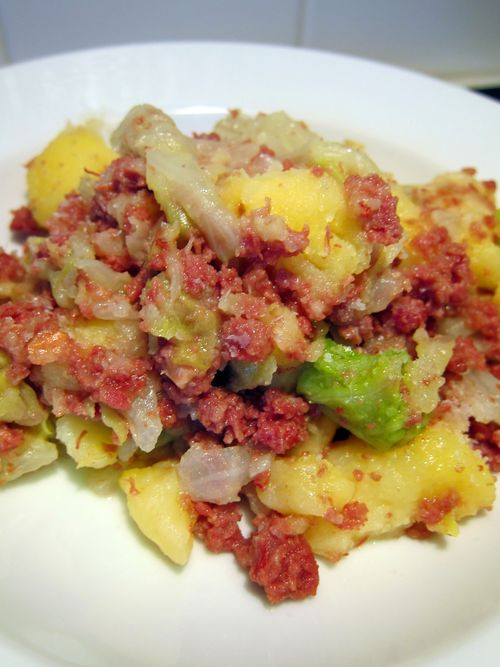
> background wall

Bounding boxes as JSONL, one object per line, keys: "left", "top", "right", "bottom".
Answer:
{"left": 0, "top": 0, "right": 499, "bottom": 87}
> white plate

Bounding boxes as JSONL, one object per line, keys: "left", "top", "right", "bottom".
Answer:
{"left": 0, "top": 42, "right": 499, "bottom": 667}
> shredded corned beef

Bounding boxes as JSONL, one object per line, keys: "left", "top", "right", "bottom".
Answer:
{"left": 324, "top": 501, "right": 369, "bottom": 530}
{"left": 387, "top": 295, "right": 428, "bottom": 335}
{"left": 0, "top": 295, "right": 56, "bottom": 374}
{"left": 239, "top": 225, "right": 308, "bottom": 264}
{"left": 180, "top": 248, "right": 218, "bottom": 297}
{"left": 194, "top": 503, "right": 319, "bottom": 603}
{"left": 253, "top": 389, "right": 309, "bottom": 454}
{"left": 446, "top": 336, "right": 486, "bottom": 375}
{"left": 221, "top": 317, "right": 274, "bottom": 363}
{"left": 464, "top": 298, "right": 500, "bottom": 341}
{"left": 9, "top": 206, "right": 42, "bottom": 236}
{"left": 0, "top": 250, "right": 26, "bottom": 282}
{"left": 0, "top": 423, "right": 25, "bottom": 453}
{"left": 468, "top": 418, "right": 500, "bottom": 472}
{"left": 246, "top": 513, "right": 319, "bottom": 603}
{"left": 196, "top": 387, "right": 257, "bottom": 444}
{"left": 273, "top": 267, "right": 336, "bottom": 321}
{"left": 344, "top": 173, "right": 402, "bottom": 245}
{"left": 68, "top": 346, "right": 149, "bottom": 410}
{"left": 46, "top": 193, "right": 90, "bottom": 243}
{"left": 405, "top": 522, "right": 434, "bottom": 540}
{"left": 193, "top": 501, "right": 249, "bottom": 555}
{"left": 194, "top": 387, "right": 308, "bottom": 454}
{"left": 409, "top": 226, "right": 472, "bottom": 314}
{"left": 157, "top": 395, "right": 178, "bottom": 430}
{"left": 242, "top": 265, "right": 278, "bottom": 302}
{"left": 417, "top": 490, "right": 460, "bottom": 525}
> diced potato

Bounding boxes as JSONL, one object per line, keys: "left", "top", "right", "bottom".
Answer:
{"left": 467, "top": 239, "right": 500, "bottom": 290}
{"left": 218, "top": 168, "right": 348, "bottom": 252}
{"left": 218, "top": 167, "right": 372, "bottom": 304}
{"left": 0, "top": 352, "right": 46, "bottom": 426}
{"left": 56, "top": 415, "right": 118, "bottom": 468}
{"left": 291, "top": 414, "right": 337, "bottom": 457}
{"left": 258, "top": 420, "right": 495, "bottom": 561}
{"left": 257, "top": 453, "right": 355, "bottom": 518}
{"left": 119, "top": 462, "right": 196, "bottom": 566}
{"left": 392, "top": 184, "right": 421, "bottom": 231}
{"left": 27, "top": 125, "right": 117, "bottom": 225}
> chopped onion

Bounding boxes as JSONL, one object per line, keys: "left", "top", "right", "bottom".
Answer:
{"left": 178, "top": 444, "right": 253, "bottom": 505}
{"left": 118, "top": 437, "right": 137, "bottom": 462}
{"left": 248, "top": 451, "right": 274, "bottom": 479}
{"left": 124, "top": 379, "right": 162, "bottom": 453}
{"left": 358, "top": 269, "right": 409, "bottom": 315}
{"left": 448, "top": 371, "right": 500, "bottom": 426}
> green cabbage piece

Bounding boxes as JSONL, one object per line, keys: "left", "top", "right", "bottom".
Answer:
{"left": 0, "top": 354, "right": 46, "bottom": 426}
{"left": 214, "top": 110, "right": 379, "bottom": 178}
{"left": 142, "top": 274, "right": 219, "bottom": 374}
{"left": 230, "top": 355, "right": 278, "bottom": 391}
{"left": 297, "top": 339, "right": 425, "bottom": 450}
{"left": 112, "top": 104, "right": 240, "bottom": 262}
{"left": 0, "top": 419, "right": 57, "bottom": 484}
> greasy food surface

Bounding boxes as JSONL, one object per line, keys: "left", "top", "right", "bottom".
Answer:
{"left": 1, "top": 105, "right": 498, "bottom": 603}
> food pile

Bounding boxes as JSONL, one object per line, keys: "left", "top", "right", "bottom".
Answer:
{"left": 1, "top": 105, "right": 499, "bottom": 603}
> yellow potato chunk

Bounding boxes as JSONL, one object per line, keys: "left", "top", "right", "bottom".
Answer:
{"left": 258, "top": 453, "right": 356, "bottom": 518}
{"left": 27, "top": 125, "right": 117, "bottom": 225}
{"left": 258, "top": 420, "right": 495, "bottom": 561}
{"left": 219, "top": 168, "right": 347, "bottom": 252}
{"left": 218, "top": 168, "right": 371, "bottom": 308}
{"left": 119, "top": 462, "right": 196, "bottom": 566}
{"left": 467, "top": 239, "right": 500, "bottom": 291}
{"left": 56, "top": 415, "right": 118, "bottom": 469}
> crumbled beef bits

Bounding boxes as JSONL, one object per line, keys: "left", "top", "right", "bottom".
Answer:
{"left": 253, "top": 389, "right": 309, "bottom": 455}
{"left": 408, "top": 226, "right": 472, "bottom": 315}
{"left": 0, "top": 423, "right": 25, "bottom": 453}
{"left": 9, "top": 206, "right": 43, "bottom": 236}
{"left": 221, "top": 317, "right": 274, "bottom": 363}
{"left": 344, "top": 173, "right": 403, "bottom": 245}
{"left": 469, "top": 418, "right": 500, "bottom": 472}
{"left": 194, "top": 387, "right": 308, "bottom": 454}
{"left": 194, "top": 503, "right": 319, "bottom": 603}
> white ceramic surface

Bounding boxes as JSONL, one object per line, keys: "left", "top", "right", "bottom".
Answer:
{"left": 0, "top": 43, "right": 499, "bottom": 667}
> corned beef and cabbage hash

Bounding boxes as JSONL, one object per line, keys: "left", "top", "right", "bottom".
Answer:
{"left": 1, "top": 105, "right": 499, "bottom": 603}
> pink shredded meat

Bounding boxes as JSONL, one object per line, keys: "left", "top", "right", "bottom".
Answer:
{"left": 0, "top": 249, "right": 26, "bottom": 282}
{"left": 344, "top": 174, "right": 403, "bottom": 245}
{"left": 409, "top": 226, "right": 471, "bottom": 314}
{"left": 246, "top": 514, "right": 319, "bottom": 604}
{"left": 469, "top": 418, "right": 500, "bottom": 472}
{"left": 9, "top": 206, "right": 42, "bottom": 236}
{"left": 417, "top": 490, "right": 460, "bottom": 525}
{"left": 446, "top": 336, "right": 486, "bottom": 375}
{"left": 0, "top": 423, "right": 25, "bottom": 453}
{"left": 194, "top": 503, "right": 319, "bottom": 603}
{"left": 68, "top": 346, "right": 149, "bottom": 410}
{"left": 196, "top": 387, "right": 257, "bottom": 444}
{"left": 253, "top": 389, "right": 309, "bottom": 454}
{"left": 221, "top": 317, "right": 274, "bottom": 363}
